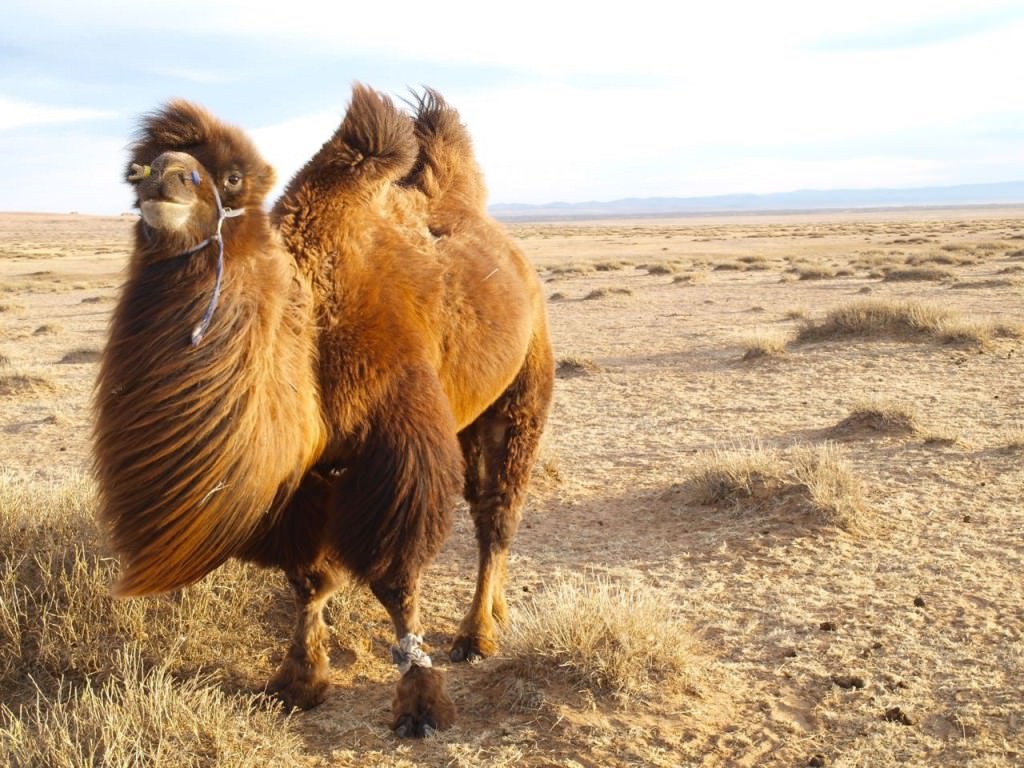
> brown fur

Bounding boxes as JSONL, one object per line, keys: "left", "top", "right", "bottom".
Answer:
{"left": 95, "top": 102, "right": 324, "bottom": 596}
{"left": 95, "top": 84, "right": 554, "bottom": 734}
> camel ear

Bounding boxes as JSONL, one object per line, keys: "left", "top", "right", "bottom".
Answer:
{"left": 250, "top": 162, "right": 277, "bottom": 202}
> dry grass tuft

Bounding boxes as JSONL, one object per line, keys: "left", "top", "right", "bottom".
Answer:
{"left": 0, "top": 472, "right": 303, "bottom": 685}
{"left": 0, "top": 645, "right": 301, "bottom": 768}
{"left": 59, "top": 347, "right": 102, "bottom": 364}
{"left": 795, "top": 298, "right": 1011, "bottom": 348}
{"left": 504, "top": 572, "right": 705, "bottom": 701}
{"left": 672, "top": 271, "right": 707, "bottom": 285}
{"left": 680, "top": 443, "right": 870, "bottom": 532}
{"left": 645, "top": 264, "right": 676, "bottom": 276}
{"left": 0, "top": 372, "right": 56, "bottom": 396}
{"left": 593, "top": 260, "right": 631, "bottom": 271}
{"left": 584, "top": 287, "right": 633, "bottom": 300}
{"left": 556, "top": 356, "right": 604, "bottom": 378}
{"left": 1002, "top": 425, "right": 1024, "bottom": 451}
{"left": 882, "top": 266, "right": 956, "bottom": 282}
{"left": 0, "top": 471, "right": 340, "bottom": 767}
{"left": 796, "top": 265, "right": 836, "bottom": 280}
{"left": 740, "top": 329, "right": 791, "bottom": 361}
{"left": 531, "top": 456, "right": 563, "bottom": 489}
{"left": 682, "top": 444, "right": 786, "bottom": 506}
{"left": 831, "top": 399, "right": 921, "bottom": 437}
{"left": 947, "top": 277, "right": 1020, "bottom": 291}
{"left": 548, "top": 263, "right": 593, "bottom": 277}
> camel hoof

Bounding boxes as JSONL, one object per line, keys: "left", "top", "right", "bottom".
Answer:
{"left": 391, "top": 666, "right": 456, "bottom": 737}
{"left": 266, "top": 653, "right": 329, "bottom": 710}
{"left": 449, "top": 632, "right": 497, "bottom": 663}
{"left": 267, "top": 677, "right": 328, "bottom": 711}
{"left": 394, "top": 714, "right": 437, "bottom": 739}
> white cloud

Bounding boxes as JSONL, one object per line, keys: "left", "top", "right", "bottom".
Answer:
{"left": 3, "top": 0, "right": 1023, "bottom": 210}
{"left": 0, "top": 132, "right": 127, "bottom": 214}
{"left": 145, "top": 67, "right": 242, "bottom": 85}
{"left": 0, "top": 96, "right": 115, "bottom": 132}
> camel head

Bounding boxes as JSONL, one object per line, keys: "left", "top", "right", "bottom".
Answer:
{"left": 126, "top": 100, "right": 276, "bottom": 249}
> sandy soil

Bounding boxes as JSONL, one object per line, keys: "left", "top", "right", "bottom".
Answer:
{"left": 1, "top": 208, "right": 1022, "bottom": 766}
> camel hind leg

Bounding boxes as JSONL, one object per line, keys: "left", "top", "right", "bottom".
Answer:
{"left": 451, "top": 334, "right": 554, "bottom": 662}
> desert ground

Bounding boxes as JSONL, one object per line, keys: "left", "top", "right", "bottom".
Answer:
{"left": 1, "top": 207, "right": 1022, "bottom": 766}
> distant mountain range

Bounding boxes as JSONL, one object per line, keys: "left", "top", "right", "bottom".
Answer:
{"left": 489, "top": 180, "right": 1024, "bottom": 220}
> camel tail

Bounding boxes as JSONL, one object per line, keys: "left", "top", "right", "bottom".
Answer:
{"left": 405, "top": 88, "right": 488, "bottom": 212}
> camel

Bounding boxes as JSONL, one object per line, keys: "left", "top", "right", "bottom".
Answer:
{"left": 93, "top": 85, "right": 554, "bottom": 737}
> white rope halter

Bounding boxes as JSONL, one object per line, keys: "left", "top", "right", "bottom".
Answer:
{"left": 391, "top": 633, "right": 433, "bottom": 675}
{"left": 129, "top": 162, "right": 245, "bottom": 347}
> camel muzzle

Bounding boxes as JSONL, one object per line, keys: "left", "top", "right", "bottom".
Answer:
{"left": 134, "top": 151, "right": 204, "bottom": 214}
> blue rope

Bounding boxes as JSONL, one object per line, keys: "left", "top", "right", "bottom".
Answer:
{"left": 187, "top": 182, "right": 244, "bottom": 347}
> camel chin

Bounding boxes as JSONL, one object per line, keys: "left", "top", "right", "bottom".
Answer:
{"left": 140, "top": 199, "right": 194, "bottom": 231}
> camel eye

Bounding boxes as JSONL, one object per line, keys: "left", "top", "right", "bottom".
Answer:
{"left": 224, "top": 172, "right": 243, "bottom": 191}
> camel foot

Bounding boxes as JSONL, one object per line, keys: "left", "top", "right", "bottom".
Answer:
{"left": 266, "top": 653, "right": 329, "bottom": 710}
{"left": 391, "top": 666, "right": 456, "bottom": 737}
{"left": 449, "top": 629, "right": 499, "bottom": 663}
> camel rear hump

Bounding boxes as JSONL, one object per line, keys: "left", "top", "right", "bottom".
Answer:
{"left": 406, "top": 89, "right": 488, "bottom": 212}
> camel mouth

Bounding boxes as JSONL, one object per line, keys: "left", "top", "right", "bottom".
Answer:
{"left": 139, "top": 199, "right": 195, "bottom": 231}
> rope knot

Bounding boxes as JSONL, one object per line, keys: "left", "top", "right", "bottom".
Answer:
{"left": 391, "top": 633, "right": 433, "bottom": 675}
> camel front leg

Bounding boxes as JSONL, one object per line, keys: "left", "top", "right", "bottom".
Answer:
{"left": 371, "top": 577, "right": 457, "bottom": 737}
{"left": 267, "top": 561, "right": 341, "bottom": 710}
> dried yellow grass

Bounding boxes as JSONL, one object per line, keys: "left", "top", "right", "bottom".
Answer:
{"left": 0, "top": 471, "right": 345, "bottom": 767}
{"left": 740, "top": 328, "right": 791, "bottom": 360}
{"left": 1003, "top": 425, "right": 1024, "bottom": 451}
{"left": 0, "top": 471, "right": 301, "bottom": 685}
{"left": 681, "top": 443, "right": 870, "bottom": 532}
{"left": 58, "top": 347, "right": 102, "bottom": 365}
{"left": 796, "top": 264, "right": 836, "bottom": 280}
{"left": 832, "top": 398, "right": 921, "bottom": 436}
{"left": 504, "top": 572, "right": 705, "bottom": 701}
{"left": 556, "top": 356, "right": 603, "bottom": 378}
{"left": 0, "top": 645, "right": 301, "bottom": 768}
{"left": 0, "top": 372, "right": 56, "bottom": 396}
{"left": 795, "top": 298, "right": 1019, "bottom": 348}
{"left": 583, "top": 286, "right": 632, "bottom": 300}
{"left": 645, "top": 263, "right": 676, "bottom": 275}
{"left": 882, "top": 266, "right": 956, "bottom": 282}
{"left": 672, "top": 271, "right": 708, "bottom": 285}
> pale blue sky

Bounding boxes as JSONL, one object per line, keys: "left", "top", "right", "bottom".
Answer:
{"left": 2, "top": 0, "right": 1023, "bottom": 213}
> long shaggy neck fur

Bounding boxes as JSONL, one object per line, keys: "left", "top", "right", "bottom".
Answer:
{"left": 94, "top": 213, "right": 324, "bottom": 595}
